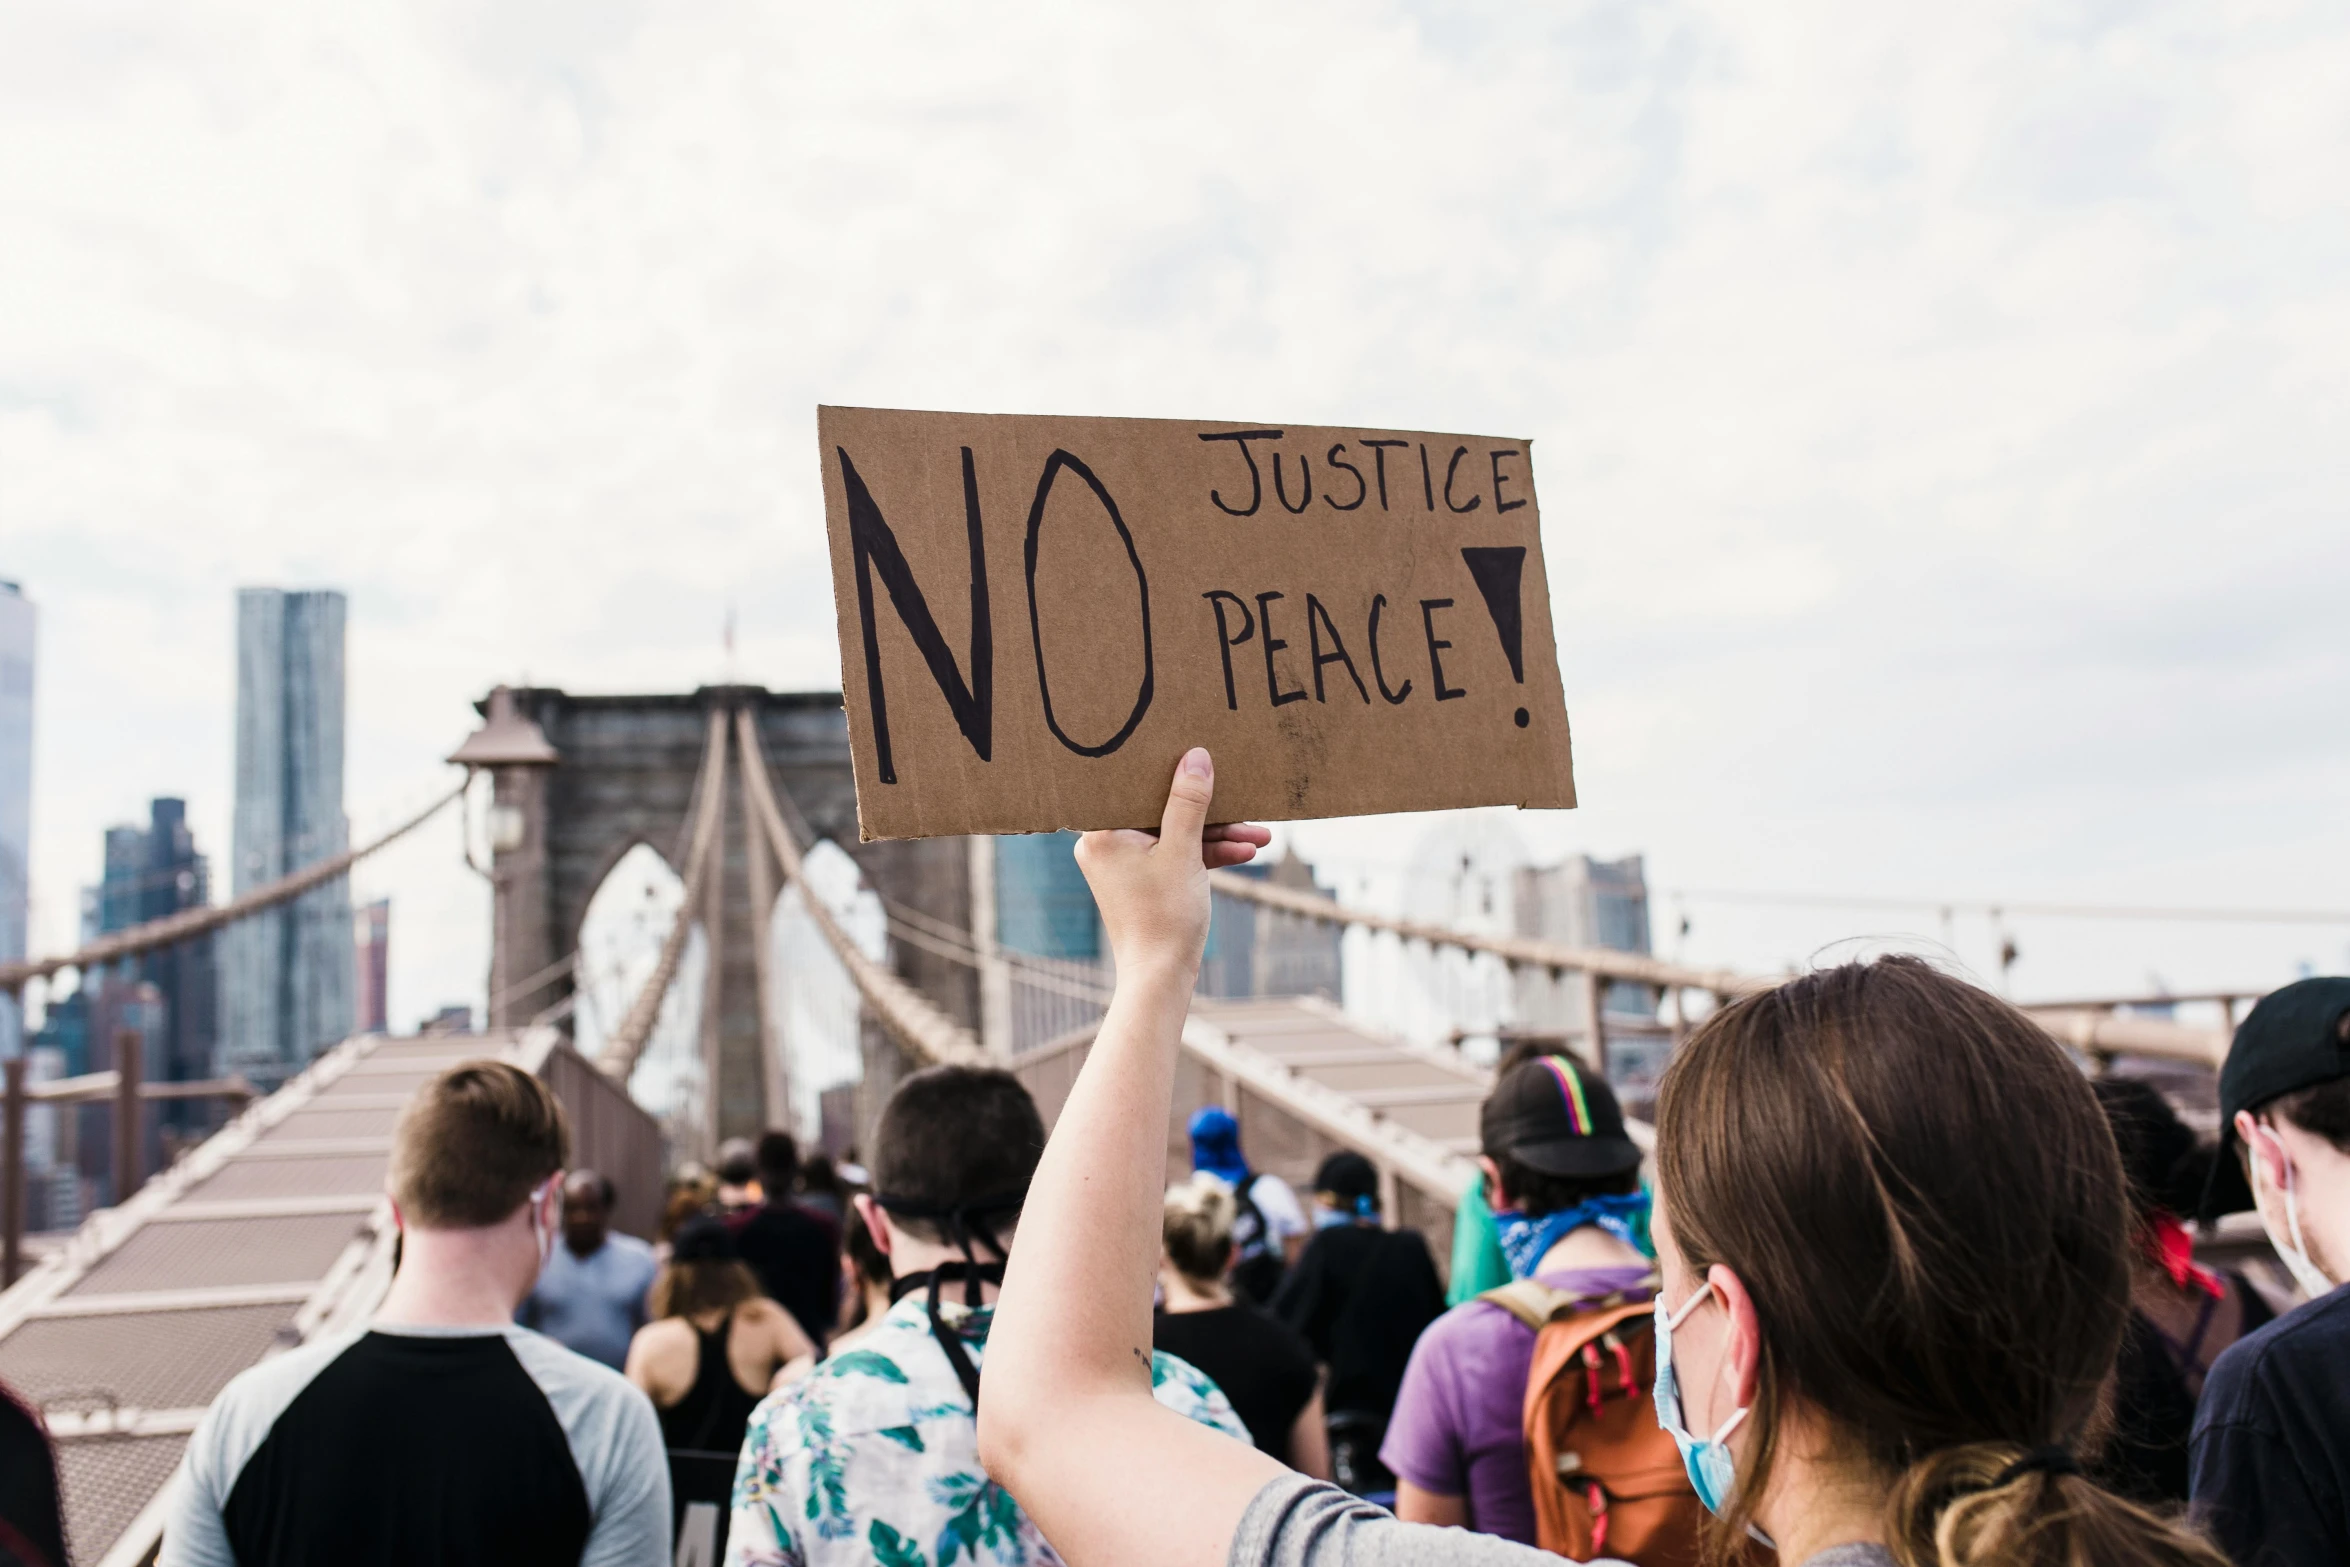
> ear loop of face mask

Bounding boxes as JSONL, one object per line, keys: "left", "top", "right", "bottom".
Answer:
{"left": 528, "top": 1177, "right": 560, "bottom": 1269}
{"left": 2251, "top": 1125, "right": 2335, "bottom": 1299}
{"left": 1653, "top": 1278, "right": 1773, "bottom": 1549}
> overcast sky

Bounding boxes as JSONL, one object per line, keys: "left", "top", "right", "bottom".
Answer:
{"left": 4, "top": 0, "right": 2346, "bottom": 1032}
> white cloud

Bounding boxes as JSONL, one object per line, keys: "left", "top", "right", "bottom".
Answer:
{"left": 2, "top": 0, "right": 2344, "bottom": 1028}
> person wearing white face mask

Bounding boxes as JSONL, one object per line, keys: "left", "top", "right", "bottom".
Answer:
{"left": 2190, "top": 976, "right": 2350, "bottom": 1567}
{"left": 159, "top": 1061, "right": 669, "bottom": 1567}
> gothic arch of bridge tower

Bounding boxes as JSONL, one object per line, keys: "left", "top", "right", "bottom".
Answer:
{"left": 466, "top": 685, "right": 978, "bottom": 1146}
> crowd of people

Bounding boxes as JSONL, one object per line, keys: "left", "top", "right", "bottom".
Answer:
{"left": 1, "top": 748, "right": 2321, "bottom": 1567}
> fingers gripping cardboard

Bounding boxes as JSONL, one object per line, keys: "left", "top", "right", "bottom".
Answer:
{"left": 818, "top": 405, "right": 1577, "bottom": 840}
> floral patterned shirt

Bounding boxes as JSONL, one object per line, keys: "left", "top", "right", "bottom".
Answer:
{"left": 725, "top": 1294, "right": 1249, "bottom": 1567}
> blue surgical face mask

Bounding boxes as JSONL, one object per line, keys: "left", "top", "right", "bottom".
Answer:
{"left": 1652, "top": 1278, "right": 1751, "bottom": 1515}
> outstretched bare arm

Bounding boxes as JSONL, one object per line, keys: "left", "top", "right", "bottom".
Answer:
{"left": 979, "top": 749, "right": 1278, "bottom": 1567}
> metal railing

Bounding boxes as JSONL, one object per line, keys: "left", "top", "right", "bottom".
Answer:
{"left": 1203, "top": 871, "right": 2236, "bottom": 1071}
{"left": 0, "top": 779, "right": 468, "bottom": 1261}
{"left": 1, "top": 1035, "right": 263, "bottom": 1283}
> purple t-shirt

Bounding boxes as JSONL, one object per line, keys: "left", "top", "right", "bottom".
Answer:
{"left": 1378, "top": 1264, "right": 1655, "bottom": 1545}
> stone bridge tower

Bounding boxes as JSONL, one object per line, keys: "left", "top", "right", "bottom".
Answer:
{"left": 459, "top": 685, "right": 978, "bottom": 1143}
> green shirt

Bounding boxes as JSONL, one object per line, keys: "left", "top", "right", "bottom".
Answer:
{"left": 1446, "top": 1181, "right": 1511, "bottom": 1305}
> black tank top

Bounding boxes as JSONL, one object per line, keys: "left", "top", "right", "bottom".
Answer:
{"left": 658, "top": 1312, "right": 766, "bottom": 1555}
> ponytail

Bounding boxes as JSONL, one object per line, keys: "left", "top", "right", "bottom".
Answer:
{"left": 1887, "top": 1442, "right": 2227, "bottom": 1567}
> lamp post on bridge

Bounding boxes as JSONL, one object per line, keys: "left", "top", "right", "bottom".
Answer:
{"left": 450, "top": 686, "right": 559, "bottom": 1031}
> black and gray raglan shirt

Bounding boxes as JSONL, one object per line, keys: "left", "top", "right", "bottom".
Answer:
{"left": 158, "top": 1322, "right": 669, "bottom": 1567}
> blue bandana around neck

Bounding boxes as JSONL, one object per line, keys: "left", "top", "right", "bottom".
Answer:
{"left": 1494, "top": 1191, "right": 1653, "bottom": 1280}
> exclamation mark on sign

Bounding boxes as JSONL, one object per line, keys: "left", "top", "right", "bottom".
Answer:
{"left": 1459, "top": 546, "right": 1529, "bottom": 727}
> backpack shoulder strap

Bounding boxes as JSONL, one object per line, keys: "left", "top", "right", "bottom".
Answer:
{"left": 1478, "top": 1277, "right": 1660, "bottom": 1330}
{"left": 1229, "top": 1178, "right": 1271, "bottom": 1250}
{"left": 1476, "top": 1280, "right": 1574, "bottom": 1331}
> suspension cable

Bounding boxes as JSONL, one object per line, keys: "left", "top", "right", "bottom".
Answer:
{"left": 1, "top": 780, "right": 468, "bottom": 994}
{"left": 734, "top": 708, "right": 985, "bottom": 1068}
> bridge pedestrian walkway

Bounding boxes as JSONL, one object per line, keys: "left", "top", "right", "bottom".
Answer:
{"left": 1012, "top": 995, "right": 1602, "bottom": 1270}
{"left": 0, "top": 1032, "right": 484, "bottom": 1565}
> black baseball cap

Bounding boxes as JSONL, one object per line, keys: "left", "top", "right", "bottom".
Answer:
{"left": 1314, "top": 1151, "right": 1378, "bottom": 1206}
{"left": 670, "top": 1215, "right": 741, "bottom": 1264}
{"left": 1480, "top": 1055, "right": 1643, "bottom": 1179}
{"left": 2200, "top": 977, "right": 2350, "bottom": 1221}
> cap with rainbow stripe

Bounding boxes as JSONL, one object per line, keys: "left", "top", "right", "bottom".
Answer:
{"left": 1479, "top": 1052, "right": 1642, "bottom": 1178}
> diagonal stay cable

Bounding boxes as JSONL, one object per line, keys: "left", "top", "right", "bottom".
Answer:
{"left": 1, "top": 781, "right": 468, "bottom": 994}
{"left": 879, "top": 916, "right": 1116, "bottom": 1006}
{"left": 738, "top": 720, "right": 791, "bottom": 1130}
{"left": 733, "top": 708, "right": 984, "bottom": 1069}
{"left": 597, "top": 708, "right": 730, "bottom": 1080}
{"left": 864, "top": 887, "right": 1117, "bottom": 1004}
{"left": 491, "top": 951, "right": 579, "bottom": 1013}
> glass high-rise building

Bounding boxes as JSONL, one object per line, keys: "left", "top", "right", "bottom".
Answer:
{"left": 94, "top": 799, "right": 218, "bottom": 1087}
{"left": 0, "top": 581, "right": 33, "bottom": 1062}
{"left": 995, "top": 832, "right": 1100, "bottom": 960}
{"left": 219, "top": 589, "right": 353, "bottom": 1085}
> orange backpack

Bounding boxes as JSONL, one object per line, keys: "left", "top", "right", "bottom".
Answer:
{"left": 1479, "top": 1281, "right": 1706, "bottom": 1566}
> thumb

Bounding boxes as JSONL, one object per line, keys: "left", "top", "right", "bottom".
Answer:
{"left": 1158, "top": 747, "right": 1214, "bottom": 852}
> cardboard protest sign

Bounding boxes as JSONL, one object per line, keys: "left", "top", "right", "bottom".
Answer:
{"left": 818, "top": 405, "right": 1576, "bottom": 840}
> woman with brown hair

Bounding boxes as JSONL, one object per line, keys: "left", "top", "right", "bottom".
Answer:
{"left": 1641, "top": 956, "right": 2227, "bottom": 1566}
{"left": 624, "top": 1216, "right": 815, "bottom": 1560}
{"left": 973, "top": 751, "right": 2234, "bottom": 1567}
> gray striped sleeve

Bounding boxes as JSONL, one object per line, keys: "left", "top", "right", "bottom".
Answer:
{"left": 503, "top": 1325, "right": 672, "bottom": 1567}
{"left": 157, "top": 1329, "right": 369, "bottom": 1567}
{"left": 1231, "top": 1476, "right": 1595, "bottom": 1567}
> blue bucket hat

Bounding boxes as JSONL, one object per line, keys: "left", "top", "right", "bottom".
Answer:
{"left": 1188, "top": 1106, "right": 1249, "bottom": 1186}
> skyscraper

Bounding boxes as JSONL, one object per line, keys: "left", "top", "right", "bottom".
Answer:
{"left": 354, "top": 898, "right": 389, "bottom": 1034}
{"left": 219, "top": 589, "right": 353, "bottom": 1085}
{"left": 995, "top": 832, "right": 1100, "bottom": 960}
{"left": 0, "top": 581, "right": 33, "bottom": 1062}
{"left": 93, "top": 800, "right": 219, "bottom": 1088}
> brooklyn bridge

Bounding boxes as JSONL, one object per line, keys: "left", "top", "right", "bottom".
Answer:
{"left": 0, "top": 685, "right": 2245, "bottom": 1565}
